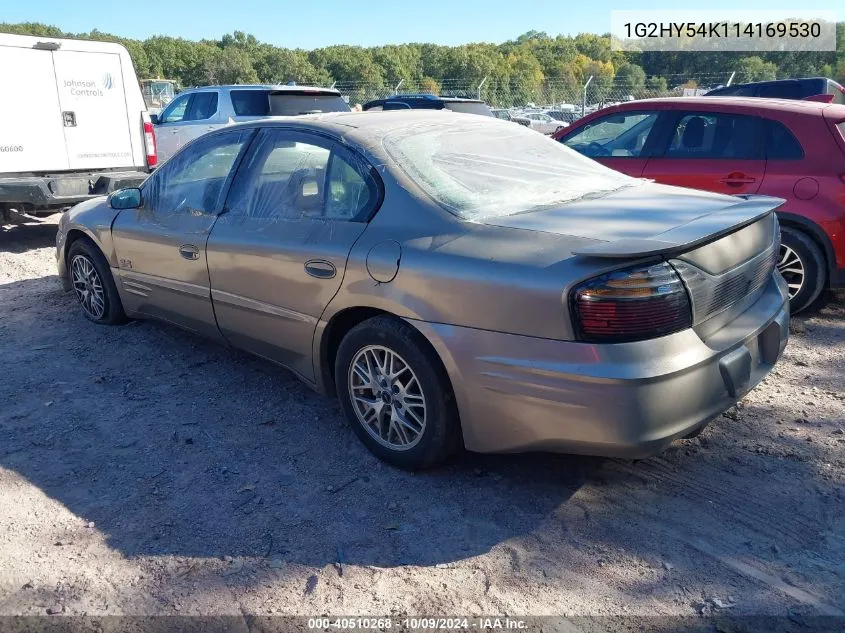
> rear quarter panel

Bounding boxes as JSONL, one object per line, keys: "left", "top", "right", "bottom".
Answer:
{"left": 760, "top": 110, "right": 845, "bottom": 271}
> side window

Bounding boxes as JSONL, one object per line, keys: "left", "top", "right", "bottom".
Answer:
{"left": 225, "top": 129, "right": 379, "bottom": 223}
{"left": 231, "top": 90, "right": 270, "bottom": 116}
{"left": 384, "top": 102, "right": 411, "bottom": 110}
{"left": 160, "top": 93, "right": 190, "bottom": 124}
{"left": 765, "top": 120, "right": 804, "bottom": 160}
{"left": 142, "top": 130, "right": 253, "bottom": 219}
{"left": 562, "top": 112, "right": 658, "bottom": 158}
{"left": 758, "top": 83, "right": 802, "bottom": 100}
{"left": 184, "top": 92, "right": 218, "bottom": 121}
{"left": 665, "top": 113, "right": 761, "bottom": 159}
{"left": 708, "top": 85, "right": 754, "bottom": 97}
{"left": 325, "top": 149, "right": 379, "bottom": 220}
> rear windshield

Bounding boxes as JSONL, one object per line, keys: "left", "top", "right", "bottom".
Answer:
{"left": 444, "top": 102, "right": 492, "bottom": 116}
{"left": 383, "top": 118, "right": 637, "bottom": 220}
{"left": 231, "top": 90, "right": 271, "bottom": 116}
{"left": 269, "top": 93, "right": 350, "bottom": 116}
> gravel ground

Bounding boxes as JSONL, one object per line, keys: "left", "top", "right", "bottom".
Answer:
{"left": 1, "top": 217, "right": 844, "bottom": 628}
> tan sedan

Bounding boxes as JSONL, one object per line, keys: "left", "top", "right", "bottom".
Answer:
{"left": 57, "top": 111, "right": 789, "bottom": 469}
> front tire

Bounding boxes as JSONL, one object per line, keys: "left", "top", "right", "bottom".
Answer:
{"left": 335, "top": 316, "right": 461, "bottom": 470}
{"left": 67, "top": 239, "right": 127, "bottom": 325}
{"left": 778, "top": 227, "right": 826, "bottom": 314}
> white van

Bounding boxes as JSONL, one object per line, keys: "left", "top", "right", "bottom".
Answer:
{"left": 0, "top": 33, "right": 156, "bottom": 218}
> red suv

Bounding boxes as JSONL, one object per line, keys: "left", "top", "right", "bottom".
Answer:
{"left": 555, "top": 97, "right": 845, "bottom": 312}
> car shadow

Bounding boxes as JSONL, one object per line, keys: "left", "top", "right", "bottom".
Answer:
{"left": 0, "top": 217, "right": 59, "bottom": 253}
{"left": 0, "top": 274, "right": 597, "bottom": 569}
{"left": 2, "top": 273, "right": 844, "bottom": 616}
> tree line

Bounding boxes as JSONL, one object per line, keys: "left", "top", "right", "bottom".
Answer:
{"left": 3, "top": 22, "right": 844, "bottom": 99}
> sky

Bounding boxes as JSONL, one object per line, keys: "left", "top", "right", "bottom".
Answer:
{"left": 1, "top": 0, "right": 840, "bottom": 48}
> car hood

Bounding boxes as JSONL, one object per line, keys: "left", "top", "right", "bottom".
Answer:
{"left": 479, "top": 182, "right": 784, "bottom": 258}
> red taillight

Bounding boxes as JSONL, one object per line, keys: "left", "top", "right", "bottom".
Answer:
{"left": 143, "top": 119, "right": 157, "bottom": 168}
{"left": 571, "top": 262, "right": 692, "bottom": 343}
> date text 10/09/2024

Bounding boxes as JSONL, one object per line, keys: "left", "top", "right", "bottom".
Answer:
{"left": 307, "top": 618, "right": 528, "bottom": 630}
{"left": 622, "top": 22, "right": 822, "bottom": 39}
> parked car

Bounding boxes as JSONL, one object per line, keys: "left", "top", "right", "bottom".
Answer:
{"left": 152, "top": 84, "right": 349, "bottom": 162}
{"left": 491, "top": 108, "right": 531, "bottom": 126}
{"left": 547, "top": 109, "right": 581, "bottom": 125}
{"left": 555, "top": 97, "right": 845, "bottom": 313}
{"left": 57, "top": 111, "right": 788, "bottom": 469}
{"left": 362, "top": 94, "right": 493, "bottom": 116}
{"left": 520, "top": 111, "right": 568, "bottom": 134}
{"left": 706, "top": 77, "right": 845, "bottom": 104}
{"left": 0, "top": 33, "right": 156, "bottom": 219}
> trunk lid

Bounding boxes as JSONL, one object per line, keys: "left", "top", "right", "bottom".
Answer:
{"left": 482, "top": 182, "right": 784, "bottom": 334}
{"left": 480, "top": 182, "right": 783, "bottom": 261}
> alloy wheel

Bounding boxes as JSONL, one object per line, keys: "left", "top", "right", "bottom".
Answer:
{"left": 348, "top": 345, "right": 426, "bottom": 450}
{"left": 70, "top": 254, "right": 106, "bottom": 320}
{"left": 777, "top": 244, "right": 805, "bottom": 299}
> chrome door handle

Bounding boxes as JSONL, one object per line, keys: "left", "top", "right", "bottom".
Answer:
{"left": 304, "top": 259, "right": 336, "bottom": 279}
{"left": 179, "top": 244, "right": 200, "bottom": 260}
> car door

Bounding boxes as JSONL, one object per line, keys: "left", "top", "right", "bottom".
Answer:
{"left": 111, "top": 128, "right": 256, "bottom": 339}
{"left": 207, "top": 127, "right": 382, "bottom": 382}
{"left": 175, "top": 91, "right": 224, "bottom": 148}
{"left": 558, "top": 110, "right": 664, "bottom": 177}
{"left": 153, "top": 92, "right": 191, "bottom": 162}
{"left": 641, "top": 111, "right": 765, "bottom": 195}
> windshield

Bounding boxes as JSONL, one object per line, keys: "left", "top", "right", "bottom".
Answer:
{"left": 444, "top": 101, "right": 492, "bottom": 116}
{"left": 383, "top": 118, "right": 638, "bottom": 220}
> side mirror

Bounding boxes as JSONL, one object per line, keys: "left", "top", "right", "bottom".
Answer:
{"left": 149, "top": 113, "right": 160, "bottom": 125}
{"left": 108, "top": 188, "right": 142, "bottom": 210}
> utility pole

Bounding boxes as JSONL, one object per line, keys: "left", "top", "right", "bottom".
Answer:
{"left": 477, "top": 76, "right": 488, "bottom": 100}
{"left": 582, "top": 75, "right": 593, "bottom": 117}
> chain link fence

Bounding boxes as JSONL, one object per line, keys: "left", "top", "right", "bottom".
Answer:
{"left": 333, "top": 73, "right": 735, "bottom": 121}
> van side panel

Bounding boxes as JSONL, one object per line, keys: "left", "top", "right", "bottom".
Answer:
{"left": 0, "top": 45, "right": 70, "bottom": 173}
{"left": 52, "top": 50, "right": 135, "bottom": 170}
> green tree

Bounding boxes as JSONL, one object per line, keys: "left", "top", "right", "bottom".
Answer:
{"left": 614, "top": 62, "right": 646, "bottom": 95}
{"left": 201, "top": 46, "right": 258, "bottom": 85}
{"left": 734, "top": 56, "right": 777, "bottom": 83}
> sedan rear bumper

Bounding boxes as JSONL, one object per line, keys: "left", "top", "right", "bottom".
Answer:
{"left": 409, "top": 273, "right": 789, "bottom": 457}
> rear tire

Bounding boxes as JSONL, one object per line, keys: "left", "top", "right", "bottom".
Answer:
{"left": 779, "top": 227, "right": 826, "bottom": 314}
{"left": 335, "top": 316, "right": 462, "bottom": 470}
{"left": 67, "top": 239, "right": 127, "bottom": 325}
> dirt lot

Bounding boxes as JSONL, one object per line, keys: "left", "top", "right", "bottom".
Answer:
{"left": 1, "top": 217, "right": 844, "bottom": 628}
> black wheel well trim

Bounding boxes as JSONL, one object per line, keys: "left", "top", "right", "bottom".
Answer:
{"left": 775, "top": 212, "right": 834, "bottom": 280}
{"left": 64, "top": 229, "right": 99, "bottom": 266}
{"left": 317, "top": 306, "right": 456, "bottom": 404}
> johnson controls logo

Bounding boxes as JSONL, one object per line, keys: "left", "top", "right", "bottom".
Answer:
{"left": 64, "top": 77, "right": 111, "bottom": 97}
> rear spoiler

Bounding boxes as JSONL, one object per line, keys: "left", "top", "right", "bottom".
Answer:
{"left": 802, "top": 93, "right": 835, "bottom": 103}
{"left": 572, "top": 195, "right": 784, "bottom": 258}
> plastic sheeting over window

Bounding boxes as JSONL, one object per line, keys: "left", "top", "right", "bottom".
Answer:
{"left": 142, "top": 129, "right": 252, "bottom": 220}
{"left": 225, "top": 130, "right": 376, "bottom": 224}
{"left": 382, "top": 118, "right": 639, "bottom": 220}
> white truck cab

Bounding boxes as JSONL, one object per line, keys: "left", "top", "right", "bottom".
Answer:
{"left": 152, "top": 85, "right": 350, "bottom": 163}
{"left": 0, "top": 33, "right": 155, "bottom": 217}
